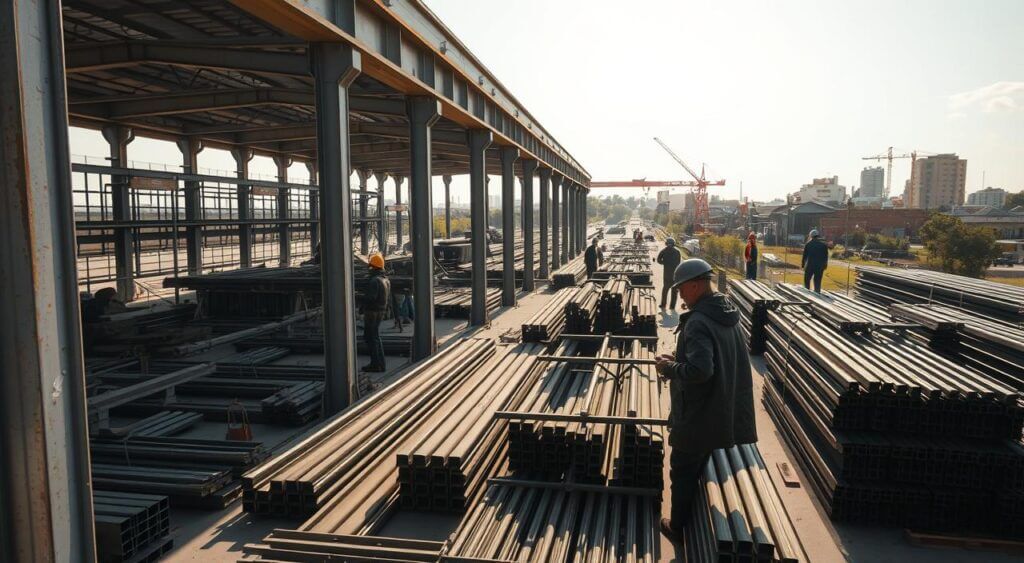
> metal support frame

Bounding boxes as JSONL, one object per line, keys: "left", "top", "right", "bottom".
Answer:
{"left": 500, "top": 146, "right": 519, "bottom": 306}
{"left": 538, "top": 168, "right": 551, "bottom": 279}
{"left": 101, "top": 124, "right": 135, "bottom": 301}
{"left": 577, "top": 186, "right": 585, "bottom": 253}
{"left": 231, "top": 147, "right": 254, "bottom": 268}
{"left": 551, "top": 172, "right": 561, "bottom": 270}
{"left": 312, "top": 43, "right": 361, "bottom": 415}
{"left": 306, "top": 161, "right": 319, "bottom": 252}
{"left": 177, "top": 137, "right": 204, "bottom": 274}
{"left": 467, "top": 130, "right": 493, "bottom": 326}
{"left": 520, "top": 160, "right": 538, "bottom": 292}
{"left": 406, "top": 97, "right": 441, "bottom": 360}
{"left": 442, "top": 174, "right": 453, "bottom": 237}
{"left": 561, "top": 181, "right": 570, "bottom": 262}
{"left": 374, "top": 171, "right": 388, "bottom": 253}
{"left": 1, "top": 0, "right": 97, "bottom": 558}
{"left": 394, "top": 175, "right": 405, "bottom": 251}
{"left": 567, "top": 184, "right": 575, "bottom": 258}
{"left": 356, "top": 169, "right": 371, "bottom": 256}
{"left": 275, "top": 156, "right": 292, "bottom": 266}
{"left": 582, "top": 188, "right": 588, "bottom": 247}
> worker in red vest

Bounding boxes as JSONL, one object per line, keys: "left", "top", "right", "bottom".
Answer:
{"left": 744, "top": 233, "right": 759, "bottom": 280}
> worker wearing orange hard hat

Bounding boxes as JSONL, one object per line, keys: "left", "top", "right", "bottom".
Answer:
{"left": 744, "top": 232, "right": 759, "bottom": 280}
{"left": 360, "top": 253, "right": 391, "bottom": 372}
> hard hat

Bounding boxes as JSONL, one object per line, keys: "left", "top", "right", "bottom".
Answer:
{"left": 671, "top": 258, "right": 714, "bottom": 289}
{"left": 665, "top": 237, "right": 676, "bottom": 246}
{"left": 368, "top": 253, "right": 385, "bottom": 270}
{"left": 748, "top": 232, "right": 757, "bottom": 240}
{"left": 809, "top": 229, "right": 820, "bottom": 238}
{"left": 591, "top": 238, "right": 599, "bottom": 245}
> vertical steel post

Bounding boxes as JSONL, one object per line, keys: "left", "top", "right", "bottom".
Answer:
{"left": 306, "top": 161, "right": 319, "bottom": 253}
{"left": 500, "top": 147, "right": 520, "bottom": 306}
{"left": 394, "top": 175, "right": 405, "bottom": 251}
{"left": 567, "top": 184, "right": 575, "bottom": 257}
{"left": 561, "top": 181, "right": 570, "bottom": 262}
{"left": 231, "top": 148, "right": 254, "bottom": 268}
{"left": 577, "top": 186, "right": 585, "bottom": 253}
{"left": 101, "top": 125, "right": 135, "bottom": 301}
{"left": 520, "top": 160, "right": 537, "bottom": 292}
{"left": 538, "top": 167, "right": 551, "bottom": 279}
{"left": 356, "top": 169, "right": 371, "bottom": 256}
{"left": 275, "top": 156, "right": 292, "bottom": 266}
{"left": 374, "top": 171, "right": 388, "bottom": 253}
{"left": 443, "top": 174, "right": 453, "bottom": 237}
{"left": 312, "top": 43, "right": 361, "bottom": 415}
{"left": 406, "top": 97, "right": 441, "bottom": 360}
{"left": 551, "top": 172, "right": 561, "bottom": 270}
{"left": 177, "top": 137, "right": 204, "bottom": 275}
{"left": 468, "top": 130, "right": 493, "bottom": 325}
{"left": 0, "top": 0, "right": 96, "bottom": 559}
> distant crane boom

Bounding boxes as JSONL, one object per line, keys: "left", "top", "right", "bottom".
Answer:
{"left": 653, "top": 137, "right": 703, "bottom": 183}
{"left": 862, "top": 147, "right": 936, "bottom": 206}
{"left": 589, "top": 180, "right": 695, "bottom": 188}
{"left": 652, "top": 137, "right": 725, "bottom": 231}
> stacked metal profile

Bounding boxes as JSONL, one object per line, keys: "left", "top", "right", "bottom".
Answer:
{"left": 685, "top": 444, "right": 808, "bottom": 563}
{"left": 521, "top": 287, "right": 576, "bottom": 343}
{"left": 94, "top": 490, "right": 171, "bottom": 563}
{"left": 242, "top": 339, "right": 497, "bottom": 522}
{"left": 396, "top": 344, "right": 544, "bottom": 511}
{"left": 434, "top": 286, "right": 502, "bottom": 317}
{"left": 261, "top": 380, "right": 324, "bottom": 424}
{"left": 856, "top": 265, "right": 1024, "bottom": 323}
{"left": 446, "top": 483, "right": 659, "bottom": 562}
{"left": 593, "top": 239, "right": 653, "bottom": 285}
{"left": 595, "top": 277, "right": 629, "bottom": 334}
{"left": 762, "top": 297, "right": 1024, "bottom": 534}
{"left": 243, "top": 530, "right": 444, "bottom": 562}
{"left": 611, "top": 344, "right": 665, "bottom": 488}
{"left": 625, "top": 285, "right": 657, "bottom": 336}
{"left": 726, "top": 279, "right": 784, "bottom": 354}
{"left": 551, "top": 256, "right": 587, "bottom": 288}
{"left": 564, "top": 282, "right": 600, "bottom": 334}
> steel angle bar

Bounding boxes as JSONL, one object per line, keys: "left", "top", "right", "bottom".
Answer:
{"left": 485, "top": 477, "right": 660, "bottom": 497}
{"left": 495, "top": 411, "right": 668, "bottom": 426}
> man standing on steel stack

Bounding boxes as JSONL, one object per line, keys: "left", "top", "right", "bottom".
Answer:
{"left": 360, "top": 253, "right": 391, "bottom": 372}
{"left": 654, "top": 258, "right": 756, "bottom": 541}
{"left": 655, "top": 237, "right": 681, "bottom": 310}
{"left": 801, "top": 229, "right": 829, "bottom": 293}
{"left": 584, "top": 237, "right": 603, "bottom": 280}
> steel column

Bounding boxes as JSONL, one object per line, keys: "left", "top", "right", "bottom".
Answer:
{"left": 312, "top": 43, "right": 361, "bottom": 415}
{"left": 0, "top": 0, "right": 97, "bottom": 558}
{"left": 567, "top": 184, "right": 575, "bottom": 258}
{"left": 101, "top": 125, "right": 135, "bottom": 301}
{"left": 577, "top": 187, "right": 585, "bottom": 253}
{"left": 520, "top": 160, "right": 538, "bottom": 292}
{"left": 538, "top": 168, "right": 551, "bottom": 279}
{"left": 468, "top": 130, "right": 493, "bottom": 326}
{"left": 231, "top": 147, "right": 254, "bottom": 268}
{"left": 561, "top": 181, "right": 570, "bottom": 262}
{"left": 443, "top": 174, "right": 453, "bottom": 237}
{"left": 406, "top": 97, "right": 441, "bottom": 360}
{"left": 374, "top": 171, "right": 388, "bottom": 253}
{"left": 551, "top": 173, "right": 561, "bottom": 270}
{"left": 394, "top": 175, "right": 405, "bottom": 251}
{"left": 275, "top": 156, "right": 292, "bottom": 266}
{"left": 177, "top": 137, "right": 203, "bottom": 274}
{"left": 500, "top": 147, "right": 520, "bottom": 306}
{"left": 356, "top": 169, "right": 370, "bottom": 256}
{"left": 306, "top": 161, "right": 319, "bottom": 252}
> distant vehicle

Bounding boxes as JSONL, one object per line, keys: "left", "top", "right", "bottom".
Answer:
{"left": 682, "top": 239, "right": 701, "bottom": 255}
{"left": 993, "top": 253, "right": 1017, "bottom": 267}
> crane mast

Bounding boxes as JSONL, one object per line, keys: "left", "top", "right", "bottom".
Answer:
{"left": 652, "top": 137, "right": 725, "bottom": 231}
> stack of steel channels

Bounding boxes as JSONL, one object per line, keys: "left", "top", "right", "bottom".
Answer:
{"left": 775, "top": 283, "right": 877, "bottom": 334}
{"left": 94, "top": 490, "right": 172, "bottom": 563}
{"left": 595, "top": 277, "right": 628, "bottom": 334}
{"left": 446, "top": 483, "right": 659, "bottom": 562}
{"left": 856, "top": 265, "right": 1024, "bottom": 323}
{"left": 521, "top": 287, "right": 575, "bottom": 343}
{"left": 726, "top": 279, "right": 785, "bottom": 354}
{"left": 261, "top": 381, "right": 324, "bottom": 424}
{"left": 241, "top": 339, "right": 497, "bottom": 522}
{"left": 685, "top": 444, "right": 808, "bottom": 563}
{"left": 763, "top": 301, "right": 1024, "bottom": 534}
{"left": 91, "top": 463, "right": 236, "bottom": 509}
{"left": 890, "top": 303, "right": 1024, "bottom": 391}
{"left": 91, "top": 436, "right": 266, "bottom": 471}
{"left": 434, "top": 286, "right": 502, "bottom": 317}
{"left": 564, "top": 282, "right": 600, "bottom": 335}
{"left": 625, "top": 285, "right": 657, "bottom": 336}
{"left": 612, "top": 344, "right": 665, "bottom": 488}
{"left": 551, "top": 256, "right": 587, "bottom": 288}
{"left": 593, "top": 239, "right": 653, "bottom": 285}
{"left": 243, "top": 530, "right": 443, "bottom": 562}
{"left": 396, "top": 344, "right": 544, "bottom": 511}
{"left": 96, "top": 410, "right": 202, "bottom": 438}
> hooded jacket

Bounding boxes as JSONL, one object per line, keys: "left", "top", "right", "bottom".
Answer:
{"left": 656, "top": 245, "right": 682, "bottom": 282}
{"left": 665, "top": 292, "right": 757, "bottom": 452}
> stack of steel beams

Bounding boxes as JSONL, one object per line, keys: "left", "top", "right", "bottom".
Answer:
{"left": 93, "top": 490, "right": 172, "bottom": 563}
{"left": 685, "top": 444, "right": 808, "bottom": 563}
{"left": 244, "top": 530, "right": 443, "bottom": 562}
{"left": 551, "top": 256, "right": 587, "bottom": 288}
{"left": 91, "top": 463, "right": 236, "bottom": 509}
{"left": 595, "top": 277, "right": 628, "bottom": 334}
{"left": 593, "top": 239, "right": 653, "bottom": 285}
{"left": 611, "top": 344, "right": 665, "bottom": 488}
{"left": 564, "top": 282, "right": 600, "bottom": 334}
{"left": 625, "top": 284, "right": 657, "bottom": 336}
{"left": 261, "top": 381, "right": 324, "bottom": 424}
{"left": 97, "top": 410, "right": 202, "bottom": 438}
{"left": 856, "top": 265, "right": 1024, "bottom": 323}
{"left": 446, "top": 483, "right": 659, "bottom": 562}
{"left": 775, "top": 283, "right": 878, "bottom": 334}
{"left": 434, "top": 286, "right": 501, "bottom": 317}
{"left": 726, "top": 279, "right": 785, "bottom": 354}
{"left": 521, "top": 287, "right": 575, "bottom": 343}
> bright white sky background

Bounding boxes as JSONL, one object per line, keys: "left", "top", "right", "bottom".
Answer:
{"left": 70, "top": 0, "right": 1023, "bottom": 204}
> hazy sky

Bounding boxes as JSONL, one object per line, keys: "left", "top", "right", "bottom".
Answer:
{"left": 70, "top": 0, "right": 1023, "bottom": 204}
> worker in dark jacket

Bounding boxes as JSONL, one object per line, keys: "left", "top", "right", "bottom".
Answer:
{"left": 655, "top": 258, "right": 757, "bottom": 540}
{"left": 744, "top": 232, "right": 759, "bottom": 280}
{"left": 360, "top": 253, "right": 391, "bottom": 372}
{"left": 656, "top": 238, "right": 682, "bottom": 309}
{"left": 801, "top": 229, "right": 829, "bottom": 293}
{"left": 584, "top": 238, "right": 603, "bottom": 279}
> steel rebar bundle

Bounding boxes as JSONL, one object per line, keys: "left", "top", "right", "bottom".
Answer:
{"left": 521, "top": 287, "right": 575, "bottom": 343}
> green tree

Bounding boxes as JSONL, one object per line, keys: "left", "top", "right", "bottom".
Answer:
{"left": 919, "top": 213, "right": 1000, "bottom": 277}
{"left": 1003, "top": 190, "right": 1024, "bottom": 210}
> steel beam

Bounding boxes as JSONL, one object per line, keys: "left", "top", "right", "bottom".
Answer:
{"left": 65, "top": 40, "right": 310, "bottom": 77}
{"left": 467, "top": 130, "right": 493, "bottom": 326}
{"left": 566, "top": 183, "right": 575, "bottom": 259}
{"left": 551, "top": 172, "right": 561, "bottom": 271}
{"left": 374, "top": 171, "right": 388, "bottom": 253}
{"left": 356, "top": 169, "right": 371, "bottom": 256}
{"left": 0, "top": 0, "right": 96, "bottom": 558}
{"left": 393, "top": 175, "right": 405, "bottom": 251}
{"left": 442, "top": 174, "right": 453, "bottom": 237}
{"left": 275, "top": 156, "right": 293, "bottom": 266}
{"left": 306, "top": 161, "right": 319, "bottom": 252}
{"left": 312, "top": 43, "right": 361, "bottom": 415}
{"left": 538, "top": 167, "right": 551, "bottom": 280}
{"left": 407, "top": 97, "right": 442, "bottom": 360}
{"left": 561, "top": 181, "right": 570, "bottom": 262}
{"left": 101, "top": 125, "right": 135, "bottom": 301}
{"left": 231, "top": 147, "right": 254, "bottom": 268}
{"left": 520, "top": 160, "right": 538, "bottom": 292}
{"left": 500, "top": 147, "right": 520, "bottom": 306}
{"left": 177, "top": 137, "right": 204, "bottom": 274}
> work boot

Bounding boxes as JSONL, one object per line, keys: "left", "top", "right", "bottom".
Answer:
{"left": 660, "top": 518, "right": 683, "bottom": 542}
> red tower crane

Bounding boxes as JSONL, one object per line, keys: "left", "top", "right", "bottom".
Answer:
{"left": 652, "top": 137, "right": 725, "bottom": 231}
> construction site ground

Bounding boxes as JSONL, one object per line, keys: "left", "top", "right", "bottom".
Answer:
{"left": 162, "top": 237, "right": 1018, "bottom": 562}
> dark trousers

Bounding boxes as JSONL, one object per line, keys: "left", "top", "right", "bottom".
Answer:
{"left": 745, "top": 261, "right": 757, "bottom": 280}
{"left": 586, "top": 265, "right": 596, "bottom": 279}
{"left": 660, "top": 282, "right": 678, "bottom": 309}
{"left": 670, "top": 448, "right": 712, "bottom": 527}
{"left": 803, "top": 266, "right": 824, "bottom": 292}
{"left": 363, "top": 311, "right": 385, "bottom": 368}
